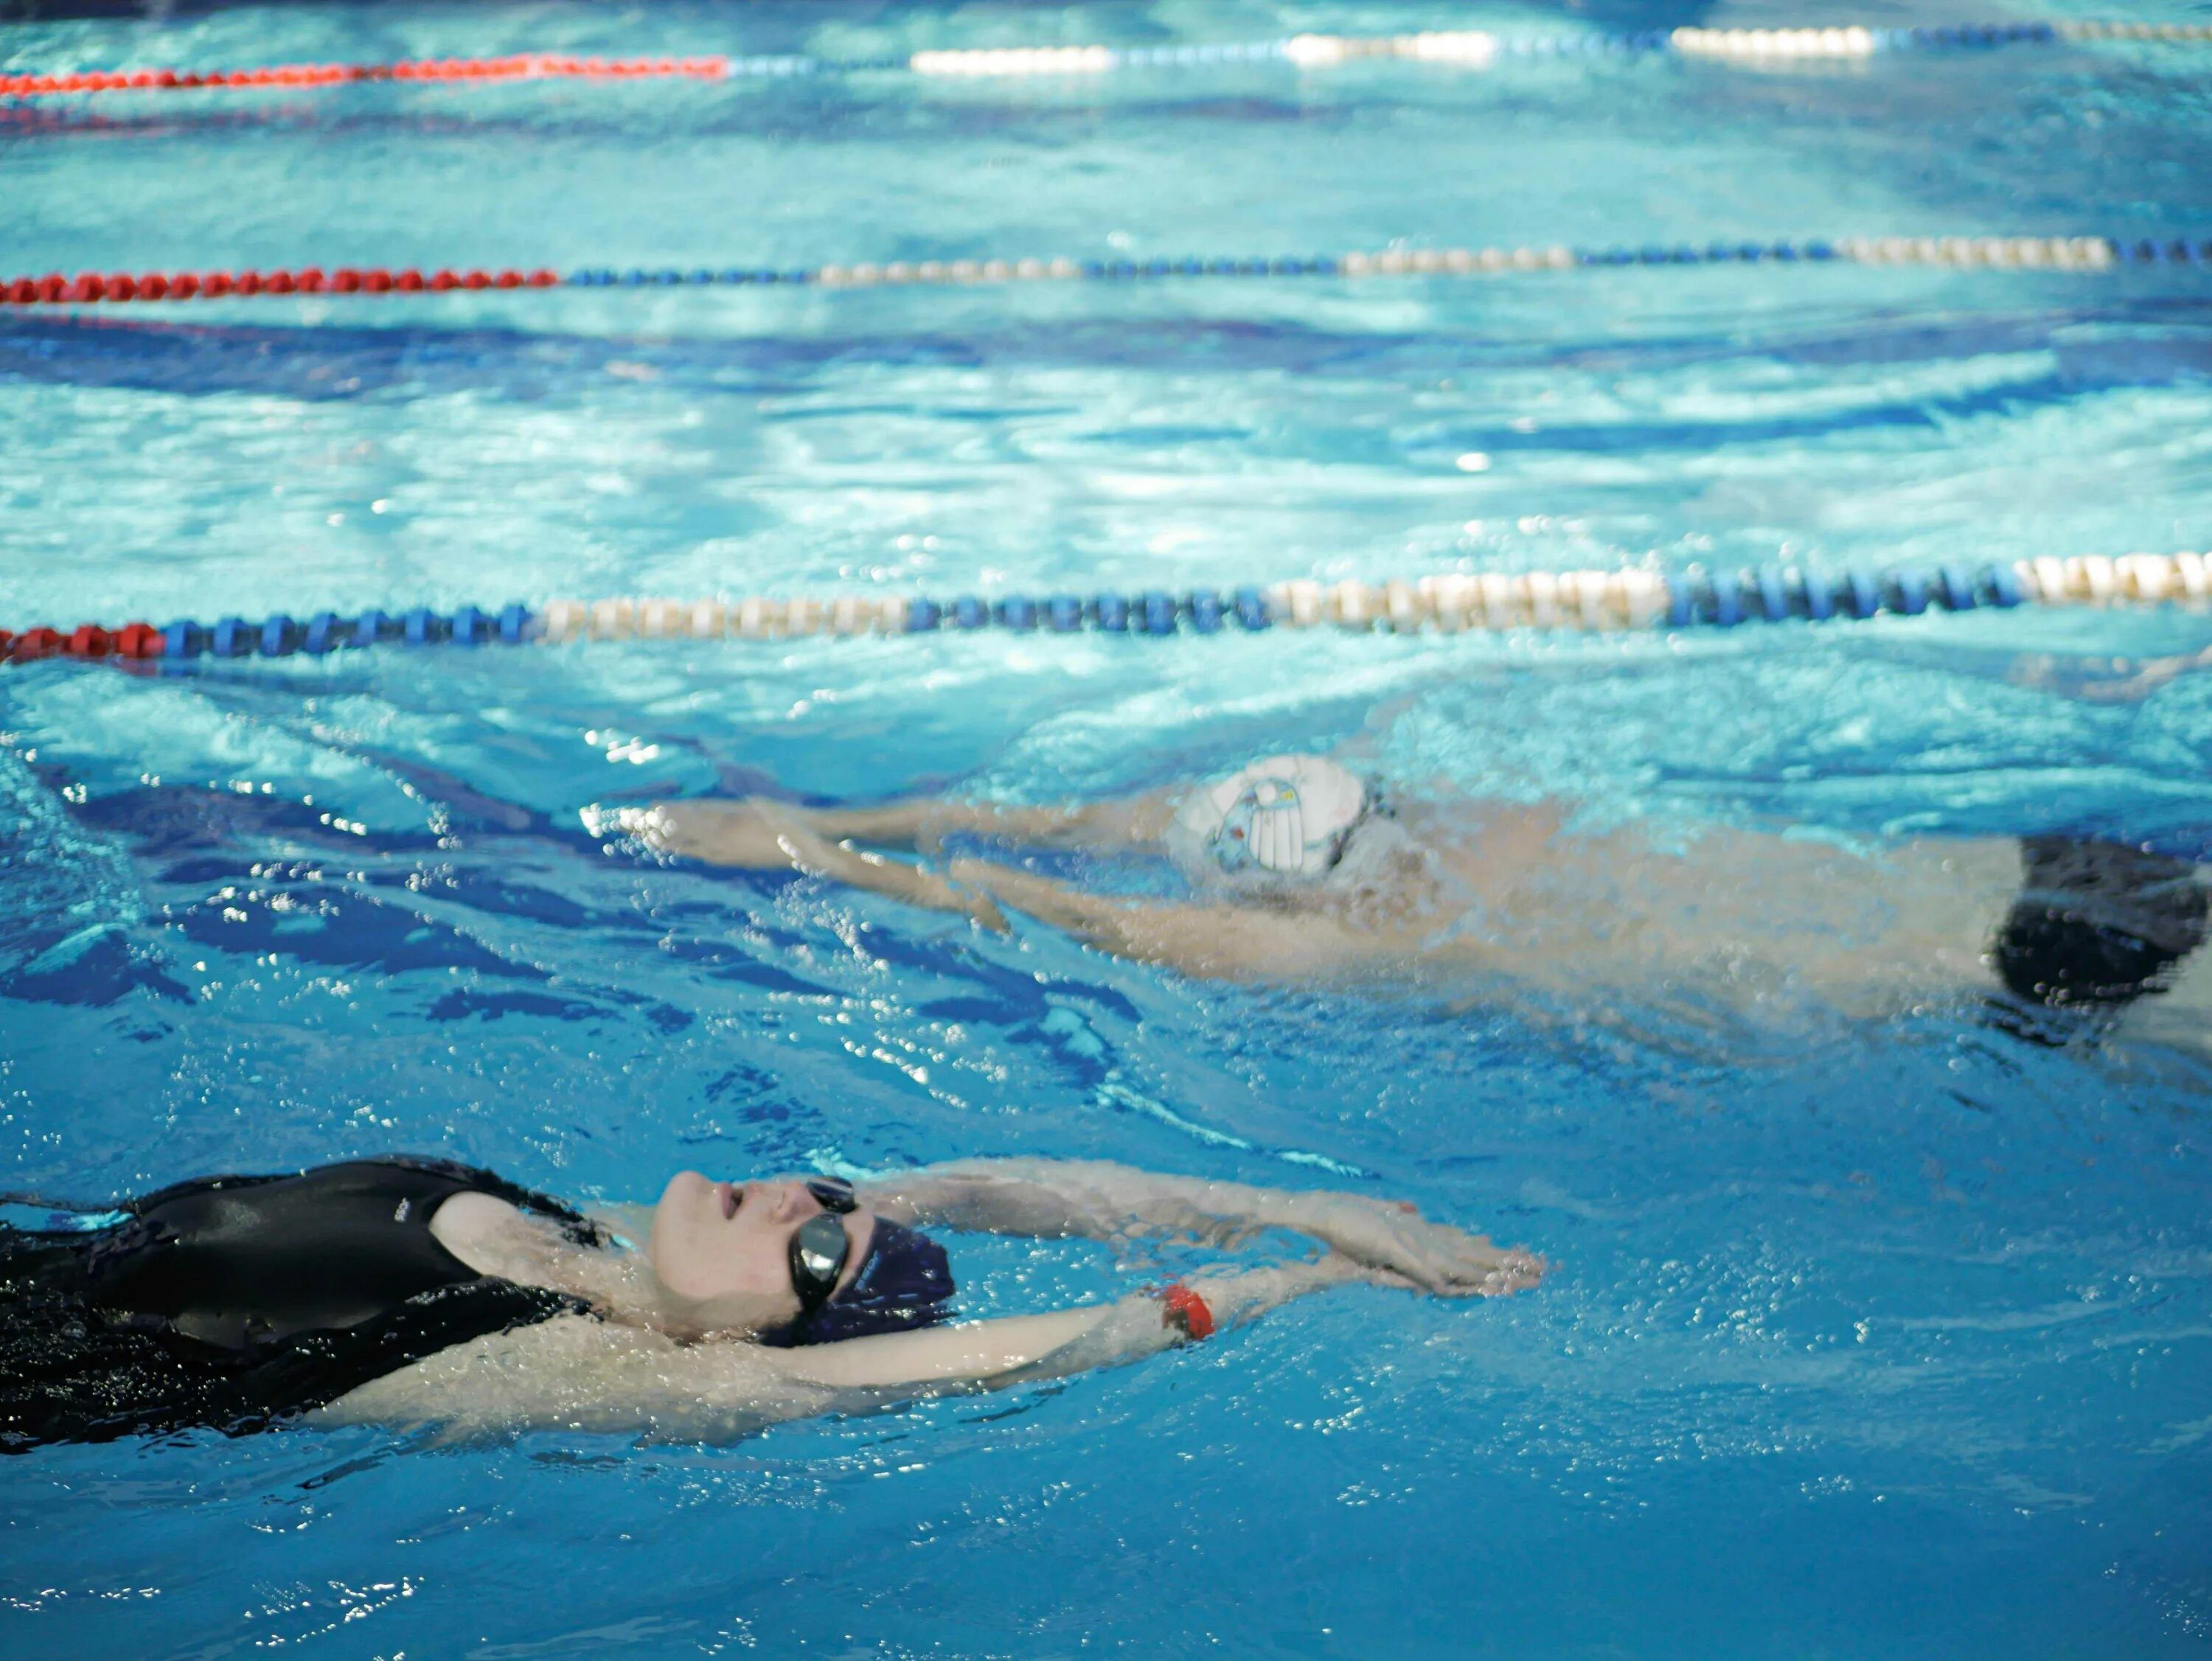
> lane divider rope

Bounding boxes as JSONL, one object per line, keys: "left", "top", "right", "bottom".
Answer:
{"left": 4, "top": 21, "right": 2208, "bottom": 101}
{"left": 6, "top": 234, "right": 2209, "bottom": 310}
{"left": 8, "top": 555, "right": 2207, "bottom": 665}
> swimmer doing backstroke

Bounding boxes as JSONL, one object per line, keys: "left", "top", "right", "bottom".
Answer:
{"left": 623, "top": 753, "right": 2212, "bottom": 1041}
{"left": 0, "top": 1155, "right": 1540, "bottom": 1452}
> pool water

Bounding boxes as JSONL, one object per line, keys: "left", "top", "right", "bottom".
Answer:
{"left": 7, "top": 0, "right": 2212, "bottom": 1654}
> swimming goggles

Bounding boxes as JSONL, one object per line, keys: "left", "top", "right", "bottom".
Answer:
{"left": 789, "top": 1176, "right": 858, "bottom": 1317}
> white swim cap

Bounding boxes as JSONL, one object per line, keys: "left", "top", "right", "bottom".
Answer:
{"left": 1167, "top": 755, "right": 1371, "bottom": 883}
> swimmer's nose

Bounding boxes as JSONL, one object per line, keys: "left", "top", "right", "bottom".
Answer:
{"left": 768, "top": 1181, "right": 811, "bottom": 1225}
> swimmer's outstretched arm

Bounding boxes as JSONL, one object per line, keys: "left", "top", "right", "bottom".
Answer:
{"left": 627, "top": 789, "right": 1180, "bottom": 866}
{"left": 622, "top": 802, "right": 1386, "bottom": 977}
{"left": 766, "top": 1256, "right": 1369, "bottom": 1396}
{"left": 323, "top": 1256, "right": 1393, "bottom": 1441}
{"left": 622, "top": 801, "right": 1011, "bottom": 928}
{"left": 792, "top": 788, "right": 1182, "bottom": 853}
{"left": 862, "top": 1159, "right": 1543, "bottom": 1297}
{"left": 2006, "top": 642, "right": 2212, "bottom": 705}
{"left": 625, "top": 801, "right": 1292, "bottom": 965}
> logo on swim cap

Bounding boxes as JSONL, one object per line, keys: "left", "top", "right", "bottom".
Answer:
{"left": 1169, "top": 755, "right": 1370, "bottom": 882}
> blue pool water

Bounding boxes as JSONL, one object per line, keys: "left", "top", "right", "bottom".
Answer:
{"left": 7, "top": 1, "right": 2212, "bottom": 1654}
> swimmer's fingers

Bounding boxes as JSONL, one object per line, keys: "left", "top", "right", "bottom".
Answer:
{"left": 947, "top": 858, "right": 1093, "bottom": 936}
{"left": 1332, "top": 1255, "right": 1498, "bottom": 1299}
{"left": 609, "top": 804, "right": 672, "bottom": 844}
{"left": 1349, "top": 1261, "right": 1537, "bottom": 1300}
{"left": 1427, "top": 1233, "right": 1549, "bottom": 1297}
{"left": 1369, "top": 1211, "right": 1543, "bottom": 1295}
{"left": 951, "top": 882, "right": 1010, "bottom": 933}
{"left": 791, "top": 836, "right": 1009, "bottom": 931}
{"left": 947, "top": 856, "right": 998, "bottom": 892}
{"left": 1478, "top": 1250, "right": 1550, "bottom": 1296}
{"left": 897, "top": 857, "right": 1003, "bottom": 930}
{"left": 1303, "top": 1207, "right": 1469, "bottom": 1294}
{"left": 1315, "top": 1205, "right": 1542, "bottom": 1297}
{"left": 614, "top": 800, "right": 800, "bottom": 869}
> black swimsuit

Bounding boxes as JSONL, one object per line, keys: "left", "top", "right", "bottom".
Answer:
{"left": 1994, "top": 836, "right": 2210, "bottom": 1017}
{"left": 0, "top": 1158, "right": 601, "bottom": 1452}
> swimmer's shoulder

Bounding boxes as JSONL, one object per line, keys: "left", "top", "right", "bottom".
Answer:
{"left": 427, "top": 1188, "right": 532, "bottom": 1273}
{"left": 430, "top": 1189, "right": 639, "bottom": 1303}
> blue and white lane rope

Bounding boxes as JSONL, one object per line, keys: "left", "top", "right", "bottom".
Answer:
{"left": 13, "top": 555, "right": 2210, "bottom": 665}
{"left": 559, "top": 235, "right": 2153, "bottom": 290}
{"left": 7, "top": 21, "right": 2211, "bottom": 103}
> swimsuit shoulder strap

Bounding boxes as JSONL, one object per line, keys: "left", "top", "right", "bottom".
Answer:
{"left": 361, "top": 1156, "right": 608, "bottom": 1247}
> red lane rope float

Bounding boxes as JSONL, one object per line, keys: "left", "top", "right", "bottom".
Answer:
{"left": 0, "top": 623, "right": 164, "bottom": 663}
{"left": 0, "top": 266, "right": 563, "bottom": 306}
{"left": 0, "top": 55, "right": 733, "bottom": 99}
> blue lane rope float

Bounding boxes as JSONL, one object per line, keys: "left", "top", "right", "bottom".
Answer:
{"left": 9, "top": 556, "right": 2208, "bottom": 664}
{"left": 10, "top": 234, "right": 2212, "bottom": 311}
{"left": 6, "top": 21, "right": 2211, "bottom": 103}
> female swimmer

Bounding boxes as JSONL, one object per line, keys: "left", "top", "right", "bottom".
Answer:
{"left": 0, "top": 1155, "right": 1539, "bottom": 1451}
{"left": 622, "top": 756, "right": 2211, "bottom": 1033}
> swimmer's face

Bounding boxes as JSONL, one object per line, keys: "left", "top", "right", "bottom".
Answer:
{"left": 647, "top": 1170, "right": 877, "bottom": 1331}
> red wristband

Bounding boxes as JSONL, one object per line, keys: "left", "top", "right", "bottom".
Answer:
{"left": 1160, "top": 1283, "right": 1215, "bottom": 1342}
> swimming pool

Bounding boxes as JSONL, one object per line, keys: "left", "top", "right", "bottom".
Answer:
{"left": 6, "top": 0, "right": 2212, "bottom": 1652}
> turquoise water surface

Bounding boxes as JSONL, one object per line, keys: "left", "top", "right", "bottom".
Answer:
{"left": 5, "top": 1, "right": 2212, "bottom": 1655}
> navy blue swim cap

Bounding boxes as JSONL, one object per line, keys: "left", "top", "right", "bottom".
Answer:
{"left": 757, "top": 1216, "right": 954, "bottom": 1347}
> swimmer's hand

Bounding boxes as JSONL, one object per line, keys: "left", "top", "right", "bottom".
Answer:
{"left": 615, "top": 799, "right": 1008, "bottom": 930}
{"left": 615, "top": 799, "right": 801, "bottom": 868}
{"left": 1290, "top": 1194, "right": 1547, "bottom": 1297}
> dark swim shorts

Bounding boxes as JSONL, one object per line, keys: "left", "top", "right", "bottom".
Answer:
{"left": 1993, "top": 836, "right": 2210, "bottom": 1011}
